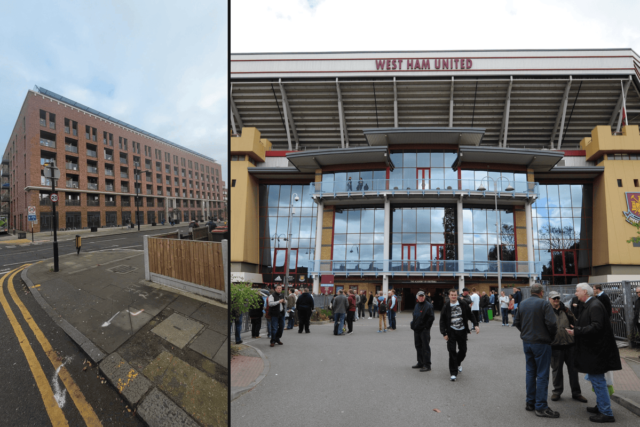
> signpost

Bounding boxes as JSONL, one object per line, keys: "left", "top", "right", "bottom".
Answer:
{"left": 28, "top": 206, "right": 36, "bottom": 242}
{"left": 44, "top": 162, "right": 60, "bottom": 272}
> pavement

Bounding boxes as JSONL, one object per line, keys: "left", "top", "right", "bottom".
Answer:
{"left": 231, "top": 312, "right": 640, "bottom": 426}
{"left": 24, "top": 248, "right": 228, "bottom": 427}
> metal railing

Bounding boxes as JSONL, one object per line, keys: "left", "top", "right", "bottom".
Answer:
{"left": 121, "top": 187, "right": 129, "bottom": 193}
{"left": 87, "top": 199, "right": 100, "bottom": 206}
{"left": 306, "top": 259, "right": 541, "bottom": 277}
{"left": 66, "top": 162, "right": 78, "bottom": 171}
{"left": 120, "top": 158, "right": 128, "bottom": 164}
{"left": 311, "top": 179, "right": 538, "bottom": 195}
{"left": 87, "top": 150, "right": 97, "bottom": 158}
{"left": 40, "top": 198, "right": 51, "bottom": 206}
{"left": 66, "top": 181, "right": 79, "bottom": 188}
{"left": 104, "top": 153, "right": 114, "bottom": 161}
{"left": 105, "top": 200, "right": 116, "bottom": 207}
{"left": 121, "top": 172, "right": 129, "bottom": 178}
{"left": 40, "top": 177, "right": 52, "bottom": 186}
{"left": 105, "top": 170, "right": 114, "bottom": 176}
{"left": 65, "top": 145, "right": 78, "bottom": 153}
{"left": 87, "top": 166, "right": 98, "bottom": 174}
{"left": 40, "top": 139, "right": 56, "bottom": 148}
{"left": 105, "top": 185, "right": 114, "bottom": 191}
{"left": 65, "top": 199, "right": 80, "bottom": 206}
{"left": 88, "top": 183, "right": 98, "bottom": 190}
{"left": 122, "top": 200, "right": 131, "bottom": 207}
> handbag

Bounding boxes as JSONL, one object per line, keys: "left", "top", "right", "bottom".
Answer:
{"left": 508, "top": 300, "right": 514, "bottom": 311}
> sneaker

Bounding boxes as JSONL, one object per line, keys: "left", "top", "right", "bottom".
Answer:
{"left": 347, "top": 331, "right": 353, "bottom": 335}
{"left": 589, "top": 414, "right": 615, "bottom": 423}
{"left": 377, "top": 330, "right": 383, "bottom": 333}
{"left": 586, "top": 406, "right": 600, "bottom": 414}
{"left": 412, "top": 364, "right": 424, "bottom": 369}
{"left": 526, "top": 403, "right": 535, "bottom": 412}
{"left": 535, "top": 408, "right": 560, "bottom": 418}
{"left": 450, "top": 375, "right": 457, "bottom": 381}
{"left": 458, "top": 366, "right": 462, "bottom": 373}
{"left": 368, "top": 317, "right": 372, "bottom": 319}
{"left": 383, "top": 329, "right": 387, "bottom": 333}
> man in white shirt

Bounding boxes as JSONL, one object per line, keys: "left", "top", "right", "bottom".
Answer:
{"left": 470, "top": 288, "right": 481, "bottom": 326}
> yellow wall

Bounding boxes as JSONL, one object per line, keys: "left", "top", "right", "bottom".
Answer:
{"left": 580, "top": 125, "right": 640, "bottom": 161}
{"left": 514, "top": 208, "right": 528, "bottom": 262}
{"left": 230, "top": 128, "right": 272, "bottom": 266}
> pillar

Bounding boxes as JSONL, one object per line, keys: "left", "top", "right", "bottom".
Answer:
{"left": 457, "top": 195, "right": 465, "bottom": 291}
{"left": 525, "top": 199, "right": 535, "bottom": 285}
{"left": 383, "top": 196, "right": 391, "bottom": 294}
{"left": 313, "top": 198, "right": 323, "bottom": 294}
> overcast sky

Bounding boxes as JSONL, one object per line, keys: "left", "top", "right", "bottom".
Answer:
{"left": 1, "top": 0, "right": 228, "bottom": 183}
{"left": 232, "top": 0, "right": 640, "bottom": 53}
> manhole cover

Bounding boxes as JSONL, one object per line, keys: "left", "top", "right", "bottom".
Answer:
{"left": 108, "top": 265, "right": 138, "bottom": 274}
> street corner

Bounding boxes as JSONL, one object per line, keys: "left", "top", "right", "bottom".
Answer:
{"left": 143, "top": 351, "right": 228, "bottom": 427}
{"left": 100, "top": 352, "right": 152, "bottom": 406}
{"left": 231, "top": 344, "right": 266, "bottom": 400}
{"left": 150, "top": 312, "right": 205, "bottom": 349}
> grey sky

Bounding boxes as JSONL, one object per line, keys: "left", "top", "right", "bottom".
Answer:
{"left": 1, "top": 0, "right": 228, "bottom": 183}
{"left": 232, "top": 0, "right": 640, "bottom": 53}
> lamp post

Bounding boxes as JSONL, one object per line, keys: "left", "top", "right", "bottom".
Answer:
{"left": 477, "top": 176, "right": 514, "bottom": 297}
{"left": 134, "top": 162, "right": 140, "bottom": 231}
{"left": 283, "top": 193, "right": 299, "bottom": 296}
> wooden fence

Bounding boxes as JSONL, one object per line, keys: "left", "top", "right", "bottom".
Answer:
{"left": 145, "top": 236, "right": 227, "bottom": 302}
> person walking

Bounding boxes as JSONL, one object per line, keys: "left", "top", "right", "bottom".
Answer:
{"left": 268, "top": 285, "right": 286, "bottom": 347}
{"left": 547, "top": 291, "right": 587, "bottom": 403}
{"left": 367, "top": 291, "right": 374, "bottom": 319}
{"left": 285, "top": 288, "right": 297, "bottom": 330}
{"left": 296, "top": 288, "right": 314, "bottom": 334}
{"left": 332, "top": 290, "right": 349, "bottom": 336}
{"left": 347, "top": 177, "right": 353, "bottom": 191}
{"left": 500, "top": 291, "right": 510, "bottom": 326}
{"left": 567, "top": 283, "right": 621, "bottom": 423}
{"left": 470, "top": 288, "right": 481, "bottom": 326}
{"left": 594, "top": 285, "right": 612, "bottom": 318}
{"left": 377, "top": 291, "right": 388, "bottom": 332}
{"left": 480, "top": 291, "right": 490, "bottom": 323}
{"left": 388, "top": 290, "right": 398, "bottom": 330}
{"left": 411, "top": 291, "right": 435, "bottom": 372}
{"left": 346, "top": 290, "right": 357, "bottom": 334}
{"left": 513, "top": 284, "right": 559, "bottom": 418}
{"left": 439, "top": 288, "right": 479, "bottom": 382}
{"left": 249, "top": 290, "right": 265, "bottom": 339}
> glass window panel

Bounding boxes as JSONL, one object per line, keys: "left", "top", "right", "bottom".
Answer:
{"left": 487, "top": 234, "right": 497, "bottom": 244}
{"left": 301, "top": 185, "right": 312, "bottom": 207}
{"left": 402, "top": 167, "right": 416, "bottom": 189}
{"left": 360, "top": 245, "right": 373, "bottom": 260}
{"left": 431, "top": 168, "right": 444, "bottom": 188}
{"left": 430, "top": 152, "right": 444, "bottom": 167}
{"left": 333, "top": 245, "right": 346, "bottom": 260}
{"left": 570, "top": 185, "right": 583, "bottom": 208}
{"left": 268, "top": 207, "right": 278, "bottom": 216}
{"left": 392, "top": 233, "right": 402, "bottom": 243}
{"left": 561, "top": 217, "right": 574, "bottom": 239}
{"left": 347, "top": 210, "right": 360, "bottom": 233}
{"left": 464, "top": 245, "right": 474, "bottom": 261}
{"left": 278, "top": 185, "right": 291, "bottom": 207}
{"left": 346, "top": 245, "right": 359, "bottom": 260}
{"left": 474, "top": 245, "right": 488, "bottom": 261}
{"left": 444, "top": 168, "right": 458, "bottom": 189}
{"left": 360, "top": 233, "right": 374, "bottom": 244}
{"left": 334, "top": 211, "right": 348, "bottom": 234}
{"left": 277, "top": 207, "right": 289, "bottom": 217}
{"left": 463, "top": 232, "right": 473, "bottom": 244}
{"left": 390, "top": 152, "right": 403, "bottom": 168}
{"left": 290, "top": 216, "right": 300, "bottom": 238}
{"left": 461, "top": 170, "right": 475, "bottom": 189}
{"left": 311, "top": 218, "right": 317, "bottom": 238}
{"left": 373, "top": 245, "right": 384, "bottom": 260}
{"left": 361, "top": 210, "right": 374, "bottom": 233}
{"left": 474, "top": 233, "right": 487, "bottom": 244}
{"left": 333, "top": 233, "right": 346, "bottom": 245}
{"left": 289, "top": 238, "right": 298, "bottom": 249}
{"left": 559, "top": 185, "right": 571, "bottom": 208}
{"left": 547, "top": 185, "right": 559, "bottom": 207}
{"left": 417, "top": 152, "right": 430, "bottom": 167}
{"left": 559, "top": 207, "right": 572, "bottom": 217}
{"left": 487, "top": 210, "right": 497, "bottom": 234}
{"left": 402, "top": 233, "right": 417, "bottom": 243}
{"left": 389, "top": 169, "right": 403, "bottom": 189}
{"left": 536, "top": 185, "right": 547, "bottom": 208}
{"left": 403, "top": 152, "right": 416, "bottom": 167}
{"left": 431, "top": 208, "right": 445, "bottom": 233}
{"left": 514, "top": 173, "right": 527, "bottom": 182}
{"left": 346, "top": 234, "right": 359, "bottom": 244}
{"left": 417, "top": 233, "right": 430, "bottom": 244}
{"left": 268, "top": 217, "right": 278, "bottom": 238}
{"left": 548, "top": 207, "right": 561, "bottom": 219}
{"left": 444, "top": 152, "right": 457, "bottom": 168}
{"left": 501, "top": 211, "right": 514, "bottom": 227}
{"left": 463, "top": 209, "right": 473, "bottom": 233}
{"left": 431, "top": 233, "right": 445, "bottom": 244}
{"left": 276, "top": 217, "right": 289, "bottom": 240}
{"left": 573, "top": 218, "right": 582, "bottom": 240}
{"left": 416, "top": 209, "right": 430, "bottom": 233}
{"left": 403, "top": 209, "right": 417, "bottom": 233}
{"left": 267, "top": 185, "right": 280, "bottom": 207}
{"left": 501, "top": 172, "right": 514, "bottom": 187}
{"left": 473, "top": 209, "right": 487, "bottom": 233}
{"left": 374, "top": 234, "right": 385, "bottom": 244}
{"left": 373, "top": 170, "right": 386, "bottom": 190}
{"left": 274, "top": 250, "right": 286, "bottom": 269}
{"left": 374, "top": 209, "right": 385, "bottom": 233}
{"left": 392, "top": 244, "right": 401, "bottom": 259}
{"left": 299, "top": 217, "right": 312, "bottom": 238}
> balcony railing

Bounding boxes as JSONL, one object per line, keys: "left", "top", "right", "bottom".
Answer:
{"left": 104, "top": 153, "right": 114, "bottom": 161}
{"left": 311, "top": 179, "right": 539, "bottom": 196}
{"left": 121, "top": 187, "right": 129, "bottom": 193}
{"left": 40, "top": 177, "right": 52, "bottom": 186}
{"left": 72, "top": 129, "right": 77, "bottom": 136}
{"left": 105, "top": 170, "right": 114, "bottom": 176}
{"left": 87, "top": 150, "right": 97, "bottom": 158}
{"left": 87, "top": 199, "right": 100, "bottom": 206}
{"left": 88, "top": 183, "right": 98, "bottom": 190}
{"left": 120, "top": 172, "right": 129, "bottom": 178}
{"left": 105, "top": 200, "right": 116, "bottom": 207}
{"left": 65, "top": 145, "right": 78, "bottom": 153}
{"left": 120, "top": 158, "right": 128, "bottom": 164}
{"left": 122, "top": 200, "right": 131, "bottom": 207}
{"left": 306, "top": 260, "right": 542, "bottom": 277}
{"left": 146, "top": 190, "right": 152, "bottom": 195}
{"left": 40, "top": 118, "right": 46, "bottom": 126}
{"left": 66, "top": 181, "right": 79, "bottom": 188}
{"left": 65, "top": 199, "right": 80, "bottom": 206}
{"left": 40, "top": 198, "right": 51, "bottom": 206}
{"left": 40, "top": 139, "right": 56, "bottom": 148}
{"left": 66, "top": 162, "right": 78, "bottom": 171}
{"left": 87, "top": 166, "right": 98, "bottom": 174}
{"left": 105, "top": 184, "right": 114, "bottom": 191}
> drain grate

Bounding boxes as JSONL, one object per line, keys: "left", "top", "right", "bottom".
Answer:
{"left": 108, "top": 265, "right": 138, "bottom": 274}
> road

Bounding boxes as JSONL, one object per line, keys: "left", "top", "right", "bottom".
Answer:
{"left": 0, "top": 227, "right": 186, "bottom": 426}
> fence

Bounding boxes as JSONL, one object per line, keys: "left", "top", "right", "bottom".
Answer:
{"left": 144, "top": 234, "right": 228, "bottom": 303}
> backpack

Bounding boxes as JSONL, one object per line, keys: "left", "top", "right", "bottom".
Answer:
{"left": 379, "top": 298, "right": 387, "bottom": 314}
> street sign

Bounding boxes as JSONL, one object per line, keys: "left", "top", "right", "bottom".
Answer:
{"left": 50, "top": 193, "right": 58, "bottom": 203}
{"left": 28, "top": 206, "right": 36, "bottom": 215}
{"left": 28, "top": 215, "right": 36, "bottom": 222}
{"left": 43, "top": 167, "right": 61, "bottom": 179}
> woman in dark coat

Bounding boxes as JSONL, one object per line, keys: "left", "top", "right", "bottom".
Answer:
{"left": 248, "top": 291, "right": 266, "bottom": 339}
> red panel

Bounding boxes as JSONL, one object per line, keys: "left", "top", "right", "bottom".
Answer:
{"left": 561, "top": 150, "right": 586, "bottom": 157}
{"left": 266, "top": 151, "right": 297, "bottom": 157}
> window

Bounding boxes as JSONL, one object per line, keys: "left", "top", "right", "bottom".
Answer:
{"left": 165, "top": 164, "right": 170, "bottom": 174}
{"left": 232, "top": 179, "right": 236, "bottom": 187}
{"left": 39, "top": 110, "right": 47, "bottom": 127}
{"left": 65, "top": 118, "right": 70, "bottom": 134}
{"left": 188, "top": 160, "right": 193, "bottom": 169}
{"left": 181, "top": 157, "right": 186, "bottom": 167}
{"left": 173, "top": 155, "right": 178, "bottom": 165}
{"left": 165, "top": 152, "right": 170, "bottom": 162}
{"left": 195, "top": 162, "right": 198, "bottom": 171}
{"left": 635, "top": 179, "right": 639, "bottom": 188}
{"left": 618, "top": 179, "right": 623, "bottom": 187}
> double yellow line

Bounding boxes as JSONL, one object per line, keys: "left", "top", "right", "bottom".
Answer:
{"left": 0, "top": 266, "right": 102, "bottom": 426}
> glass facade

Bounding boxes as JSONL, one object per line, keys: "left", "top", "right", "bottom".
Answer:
{"left": 321, "top": 170, "right": 386, "bottom": 192}
{"left": 460, "top": 170, "right": 528, "bottom": 192}
{"left": 389, "top": 150, "right": 458, "bottom": 190}
{"left": 533, "top": 184, "right": 593, "bottom": 284}
{"left": 332, "top": 208, "right": 385, "bottom": 262}
{"left": 463, "top": 208, "right": 516, "bottom": 269}
{"left": 259, "top": 184, "right": 317, "bottom": 275}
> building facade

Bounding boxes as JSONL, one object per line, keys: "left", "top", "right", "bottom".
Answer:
{"left": 2, "top": 87, "right": 224, "bottom": 233}
{"left": 230, "top": 49, "right": 640, "bottom": 309}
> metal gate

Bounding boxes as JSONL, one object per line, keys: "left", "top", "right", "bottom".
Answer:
{"left": 158, "top": 211, "right": 165, "bottom": 223}
{"left": 87, "top": 212, "right": 100, "bottom": 228}
{"left": 65, "top": 212, "right": 81, "bottom": 230}
{"left": 147, "top": 211, "right": 155, "bottom": 224}
{"left": 40, "top": 212, "right": 53, "bottom": 232}
{"left": 136, "top": 212, "right": 144, "bottom": 225}
{"left": 106, "top": 212, "right": 117, "bottom": 227}
{"left": 122, "top": 212, "right": 131, "bottom": 226}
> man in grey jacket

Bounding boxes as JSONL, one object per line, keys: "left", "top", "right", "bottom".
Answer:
{"left": 514, "top": 284, "right": 559, "bottom": 418}
{"left": 332, "top": 290, "right": 349, "bottom": 336}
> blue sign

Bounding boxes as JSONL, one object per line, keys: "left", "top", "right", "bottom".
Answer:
{"left": 28, "top": 215, "right": 36, "bottom": 222}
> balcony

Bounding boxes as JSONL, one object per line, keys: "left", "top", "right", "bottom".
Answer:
{"left": 105, "top": 200, "right": 116, "bottom": 207}
{"left": 120, "top": 172, "right": 129, "bottom": 178}
{"left": 66, "top": 181, "right": 79, "bottom": 189}
{"left": 66, "top": 162, "right": 79, "bottom": 171}
{"left": 40, "top": 198, "right": 52, "bottom": 206}
{"left": 121, "top": 186, "right": 130, "bottom": 193}
{"left": 105, "top": 184, "right": 114, "bottom": 191}
{"left": 145, "top": 163, "right": 152, "bottom": 170}
{"left": 40, "top": 177, "right": 52, "bottom": 186}
{"left": 120, "top": 158, "right": 128, "bottom": 164}
{"left": 87, "top": 149, "right": 97, "bottom": 158}
{"left": 87, "top": 199, "right": 100, "bottom": 206}
{"left": 104, "top": 153, "right": 114, "bottom": 161}
{"left": 40, "top": 139, "right": 56, "bottom": 149}
{"left": 65, "top": 145, "right": 78, "bottom": 153}
{"left": 87, "top": 166, "right": 98, "bottom": 174}
{"left": 122, "top": 199, "right": 131, "bottom": 207}
{"left": 306, "top": 260, "right": 542, "bottom": 278}
{"left": 146, "top": 189, "right": 152, "bottom": 195}
{"left": 65, "top": 199, "right": 80, "bottom": 206}
{"left": 88, "top": 183, "right": 98, "bottom": 190}
{"left": 105, "top": 169, "right": 114, "bottom": 176}
{"left": 72, "top": 128, "right": 77, "bottom": 136}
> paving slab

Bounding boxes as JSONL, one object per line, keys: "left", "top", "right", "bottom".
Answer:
{"left": 190, "top": 303, "right": 227, "bottom": 332}
{"left": 151, "top": 313, "right": 204, "bottom": 349}
{"left": 168, "top": 295, "right": 205, "bottom": 317}
{"left": 213, "top": 338, "right": 229, "bottom": 369}
{"left": 188, "top": 328, "right": 226, "bottom": 360}
{"left": 137, "top": 388, "right": 200, "bottom": 427}
{"left": 100, "top": 352, "right": 152, "bottom": 406}
{"left": 143, "top": 351, "right": 228, "bottom": 427}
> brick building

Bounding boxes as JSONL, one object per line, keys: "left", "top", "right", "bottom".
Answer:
{"left": 2, "top": 86, "right": 224, "bottom": 233}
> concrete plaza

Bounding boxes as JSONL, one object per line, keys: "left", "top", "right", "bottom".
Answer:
{"left": 232, "top": 312, "right": 639, "bottom": 426}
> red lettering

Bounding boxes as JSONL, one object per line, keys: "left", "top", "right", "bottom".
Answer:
{"left": 407, "top": 59, "right": 413, "bottom": 70}
{"left": 422, "top": 59, "right": 430, "bottom": 70}
{"left": 376, "top": 59, "right": 386, "bottom": 70}
{"left": 414, "top": 59, "right": 421, "bottom": 70}
{"left": 398, "top": 59, "right": 403, "bottom": 70}
{"left": 467, "top": 59, "right": 472, "bottom": 69}
{"left": 461, "top": 58, "right": 465, "bottom": 70}
{"left": 443, "top": 59, "right": 448, "bottom": 70}
{"left": 392, "top": 59, "right": 397, "bottom": 70}
{"left": 387, "top": 59, "right": 391, "bottom": 70}
{"left": 435, "top": 59, "right": 441, "bottom": 69}
{"left": 454, "top": 58, "right": 459, "bottom": 69}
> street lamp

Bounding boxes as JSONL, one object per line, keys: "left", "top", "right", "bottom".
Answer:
{"left": 477, "top": 176, "right": 514, "bottom": 297}
{"left": 284, "top": 193, "right": 299, "bottom": 296}
{"left": 134, "top": 162, "right": 140, "bottom": 231}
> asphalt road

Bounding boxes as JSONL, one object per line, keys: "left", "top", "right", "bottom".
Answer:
{"left": 231, "top": 312, "right": 640, "bottom": 427}
{"left": 0, "top": 227, "right": 186, "bottom": 426}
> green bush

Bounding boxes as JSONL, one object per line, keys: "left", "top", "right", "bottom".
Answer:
{"left": 230, "top": 282, "right": 262, "bottom": 322}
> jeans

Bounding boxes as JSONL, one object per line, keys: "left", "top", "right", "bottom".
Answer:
{"left": 523, "top": 342, "right": 552, "bottom": 411}
{"left": 269, "top": 315, "right": 284, "bottom": 343}
{"left": 334, "top": 313, "right": 346, "bottom": 335}
{"left": 551, "top": 346, "right": 581, "bottom": 397}
{"left": 501, "top": 307, "right": 509, "bottom": 325}
{"left": 233, "top": 314, "right": 243, "bottom": 344}
{"left": 368, "top": 305, "right": 373, "bottom": 317}
{"left": 372, "top": 305, "right": 378, "bottom": 318}
{"left": 446, "top": 328, "right": 467, "bottom": 375}
{"left": 481, "top": 307, "right": 489, "bottom": 323}
{"left": 414, "top": 329, "right": 432, "bottom": 368}
{"left": 346, "top": 311, "right": 355, "bottom": 332}
{"left": 286, "top": 312, "right": 295, "bottom": 329}
{"left": 589, "top": 373, "right": 613, "bottom": 417}
{"left": 388, "top": 310, "right": 397, "bottom": 329}
{"left": 358, "top": 304, "right": 365, "bottom": 318}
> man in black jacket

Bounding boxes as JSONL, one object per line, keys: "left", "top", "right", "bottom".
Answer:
{"left": 593, "top": 284, "right": 612, "bottom": 318}
{"left": 567, "top": 283, "right": 621, "bottom": 423}
{"left": 513, "top": 284, "right": 558, "bottom": 418}
{"left": 411, "top": 291, "right": 435, "bottom": 372}
{"left": 296, "top": 288, "right": 314, "bottom": 334}
{"left": 439, "top": 288, "right": 479, "bottom": 382}
{"left": 480, "top": 291, "right": 490, "bottom": 323}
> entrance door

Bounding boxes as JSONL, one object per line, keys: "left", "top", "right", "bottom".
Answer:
{"left": 402, "top": 244, "right": 416, "bottom": 271}
{"left": 417, "top": 168, "right": 430, "bottom": 190}
{"left": 551, "top": 250, "right": 577, "bottom": 284}
{"left": 66, "top": 212, "right": 81, "bottom": 230}
{"left": 431, "top": 244, "right": 445, "bottom": 271}
{"left": 40, "top": 213, "right": 53, "bottom": 232}
{"left": 87, "top": 212, "right": 101, "bottom": 228}
{"left": 106, "top": 212, "right": 117, "bottom": 227}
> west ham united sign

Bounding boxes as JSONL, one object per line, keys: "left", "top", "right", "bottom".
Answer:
{"left": 623, "top": 192, "right": 640, "bottom": 225}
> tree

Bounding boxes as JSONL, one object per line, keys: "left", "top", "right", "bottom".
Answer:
{"left": 231, "top": 282, "right": 262, "bottom": 322}
{"left": 627, "top": 222, "right": 640, "bottom": 244}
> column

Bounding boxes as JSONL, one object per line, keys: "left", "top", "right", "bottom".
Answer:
{"left": 164, "top": 196, "right": 169, "bottom": 222}
{"left": 457, "top": 195, "right": 465, "bottom": 292}
{"left": 525, "top": 199, "right": 535, "bottom": 285}
{"left": 383, "top": 196, "right": 391, "bottom": 295}
{"left": 312, "top": 199, "right": 323, "bottom": 294}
